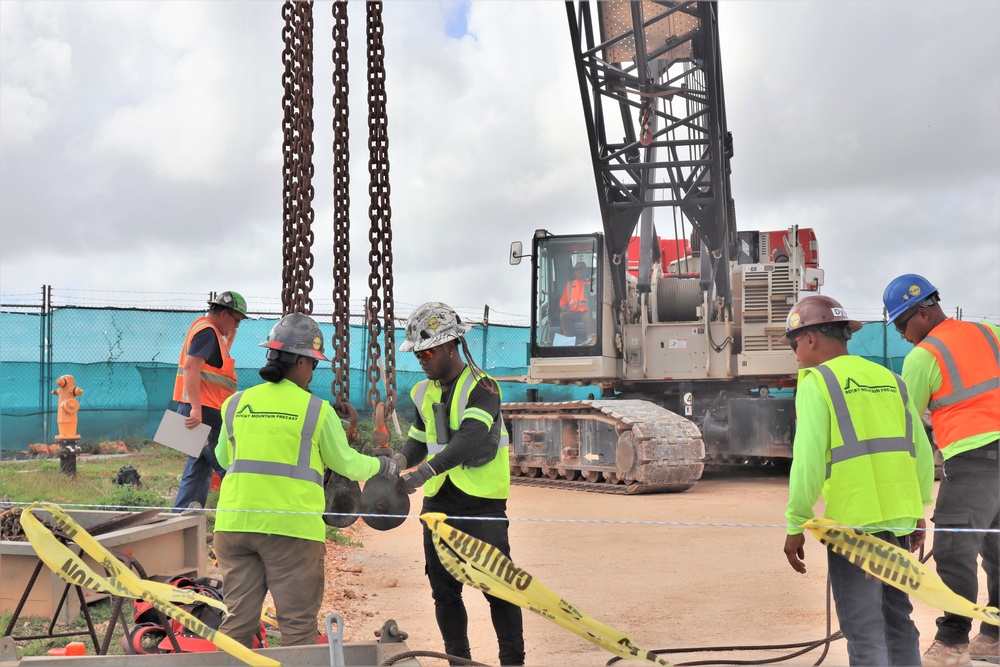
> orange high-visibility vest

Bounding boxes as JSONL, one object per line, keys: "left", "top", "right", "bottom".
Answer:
{"left": 172, "top": 317, "right": 238, "bottom": 410}
{"left": 917, "top": 319, "right": 1000, "bottom": 450}
{"left": 560, "top": 279, "right": 589, "bottom": 311}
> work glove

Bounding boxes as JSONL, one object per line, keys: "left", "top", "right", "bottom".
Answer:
{"left": 399, "top": 461, "right": 437, "bottom": 494}
{"left": 373, "top": 448, "right": 408, "bottom": 472}
{"left": 374, "top": 455, "right": 400, "bottom": 481}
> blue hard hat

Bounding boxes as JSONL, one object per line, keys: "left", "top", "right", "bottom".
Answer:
{"left": 882, "top": 274, "right": 937, "bottom": 323}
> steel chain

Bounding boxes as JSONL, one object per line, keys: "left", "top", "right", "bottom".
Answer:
{"left": 330, "top": 0, "right": 351, "bottom": 409}
{"left": 365, "top": 2, "right": 396, "bottom": 414}
{"left": 280, "top": 0, "right": 316, "bottom": 316}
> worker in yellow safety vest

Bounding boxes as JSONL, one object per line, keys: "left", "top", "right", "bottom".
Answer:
{"left": 883, "top": 274, "right": 1000, "bottom": 666}
{"left": 396, "top": 301, "right": 525, "bottom": 666}
{"left": 213, "top": 313, "right": 401, "bottom": 647}
{"left": 781, "top": 295, "right": 934, "bottom": 666}
{"left": 171, "top": 291, "right": 246, "bottom": 512}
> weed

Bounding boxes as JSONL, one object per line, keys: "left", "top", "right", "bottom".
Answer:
{"left": 93, "top": 485, "right": 168, "bottom": 512}
{"left": 326, "top": 525, "right": 363, "bottom": 547}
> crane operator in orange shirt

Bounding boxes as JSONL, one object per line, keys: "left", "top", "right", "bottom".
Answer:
{"left": 559, "top": 261, "right": 593, "bottom": 344}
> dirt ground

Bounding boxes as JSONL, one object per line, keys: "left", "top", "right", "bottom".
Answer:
{"left": 314, "top": 469, "right": 989, "bottom": 667}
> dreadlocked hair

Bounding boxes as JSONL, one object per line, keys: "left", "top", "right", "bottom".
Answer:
{"left": 458, "top": 337, "right": 497, "bottom": 394}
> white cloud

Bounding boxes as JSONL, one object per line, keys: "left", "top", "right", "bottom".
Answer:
{"left": 1, "top": 0, "right": 998, "bottom": 322}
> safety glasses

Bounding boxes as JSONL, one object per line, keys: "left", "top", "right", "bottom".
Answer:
{"left": 414, "top": 347, "right": 436, "bottom": 361}
{"left": 894, "top": 309, "right": 919, "bottom": 334}
{"left": 788, "top": 331, "right": 810, "bottom": 352}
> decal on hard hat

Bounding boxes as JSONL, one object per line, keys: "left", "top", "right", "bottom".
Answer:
{"left": 804, "top": 517, "right": 999, "bottom": 626}
{"left": 831, "top": 308, "right": 848, "bottom": 318}
{"left": 907, "top": 284, "right": 922, "bottom": 300}
{"left": 423, "top": 512, "right": 671, "bottom": 665}
{"left": 789, "top": 313, "right": 802, "bottom": 329}
{"left": 426, "top": 316, "right": 441, "bottom": 331}
{"left": 313, "top": 336, "right": 322, "bottom": 350}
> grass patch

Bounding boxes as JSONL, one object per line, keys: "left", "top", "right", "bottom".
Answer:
{"left": 0, "top": 598, "right": 131, "bottom": 658}
{"left": 326, "top": 524, "right": 363, "bottom": 547}
{"left": 1, "top": 447, "right": 187, "bottom": 510}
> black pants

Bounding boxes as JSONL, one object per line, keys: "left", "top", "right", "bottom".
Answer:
{"left": 422, "top": 515, "right": 525, "bottom": 666}
{"left": 932, "top": 441, "right": 1000, "bottom": 645}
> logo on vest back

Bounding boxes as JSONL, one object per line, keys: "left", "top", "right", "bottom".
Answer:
{"left": 842, "top": 377, "right": 898, "bottom": 396}
{"left": 236, "top": 404, "right": 298, "bottom": 421}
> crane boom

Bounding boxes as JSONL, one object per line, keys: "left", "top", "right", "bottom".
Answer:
{"left": 566, "top": 0, "right": 735, "bottom": 306}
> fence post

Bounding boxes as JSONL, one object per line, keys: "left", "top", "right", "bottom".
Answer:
{"left": 481, "top": 305, "right": 490, "bottom": 370}
{"left": 38, "top": 285, "right": 48, "bottom": 443}
{"left": 45, "top": 285, "right": 54, "bottom": 443}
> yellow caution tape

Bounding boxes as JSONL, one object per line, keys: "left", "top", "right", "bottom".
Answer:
{"left": 20, "top": 502, "right": 282, "bottom": 667}
{"left": 422, "top": 512, "right": 671, "bottom": 666}
{"left": 804, "top": 517, "right": 999, "bottom": 626}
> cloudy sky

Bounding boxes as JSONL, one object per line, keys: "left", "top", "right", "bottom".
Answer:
{"left": 1, "top": 1, "right": 998, "bottom": 323}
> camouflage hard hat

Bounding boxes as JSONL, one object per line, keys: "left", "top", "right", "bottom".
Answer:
{"left": 779, "top": 295, "right": 862, "bottom": 343}
{"left": 399, "top": 302, "right": 472, "bottom": 353}
{"left": 259, "top": 313, "right": 330, "bottom": 361}
{"left": 208, "top": 291, "right": 248, "bottom": 317}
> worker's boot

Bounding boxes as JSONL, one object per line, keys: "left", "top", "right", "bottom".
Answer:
{"left": 922, "top": 640, "right": 971, "bottom": 667}
{"left": 969, "top": 633, "right": 1000, "bottom": 663}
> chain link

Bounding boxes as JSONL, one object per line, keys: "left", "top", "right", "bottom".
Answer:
{"left": 281, "top": 0, "right": 316, "bottom": 316}
{"left": 330, "top": 0, "right": 351, "bottom": 408}
{"left": 365, "top": 1, "right": 396, "bottom": 415}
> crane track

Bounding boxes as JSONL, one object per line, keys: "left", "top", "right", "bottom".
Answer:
{"left": 511, "top": 476, "right": 660, "bottom": 495}
{"left": 504, "top": 399, "right": 705, "bottom": 494}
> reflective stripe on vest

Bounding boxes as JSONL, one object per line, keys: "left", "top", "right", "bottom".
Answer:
{"left": 224, "top": 392, "right": 324, "bottom": 486}
{"left": 412, "top": 374, "right": 510, "bottom": 456}
{"left": 176, "top": 367, "right": 238, "bottom": 393}
{"left": 815, "top": 365, "right": 914, "bottom": 479}
{"left": 411, "top": 381, "right": 433, "bottom": 451}
{"left": 924, "top": 323, "right": 1000, "bottom": 410}
{"left": 172, "top": 318, "right": 238, "bottom": 407}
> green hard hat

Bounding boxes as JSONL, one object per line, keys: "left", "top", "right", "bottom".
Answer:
{"left": 208, "top": 291, "right": 247, "bottom": 317}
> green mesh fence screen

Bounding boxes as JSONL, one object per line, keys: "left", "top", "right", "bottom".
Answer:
{"left": 1, "top": 306, "right": 596, "bottom": 451}
{"left": 1, "top": 307, "right": 922, "bottom": 452}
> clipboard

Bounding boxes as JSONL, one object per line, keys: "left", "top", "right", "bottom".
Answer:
{"left": 153, "top": 410, "right": 212, "bottom": 457}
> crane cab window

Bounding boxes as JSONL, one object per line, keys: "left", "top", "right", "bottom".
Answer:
{"left": 534, "top": 236, "right": 599, "bottom": 349}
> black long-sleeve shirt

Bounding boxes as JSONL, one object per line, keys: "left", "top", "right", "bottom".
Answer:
{"left": 400, "top": 371, "right": 507, "bottom": 516}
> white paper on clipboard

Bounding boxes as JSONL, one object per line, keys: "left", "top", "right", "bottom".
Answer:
{"left": 153, "top": 410, "right": 211, "bottom": 457}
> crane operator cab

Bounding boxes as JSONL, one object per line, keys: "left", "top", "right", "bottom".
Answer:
{"left": 511, "top": 232, "right": 602, "bottom": 351}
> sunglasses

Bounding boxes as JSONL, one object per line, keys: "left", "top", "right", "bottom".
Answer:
{"left": 310, "top": 358, "right": 319, "bottom": 370}
{"left": 788, "top": 334, "right": 802, "bottom": 352}
{"left": 414, "top": 347, "right": 436, "bottom": 361}
{"left": 894, "top": 309, "right": 920, "bottom": 334}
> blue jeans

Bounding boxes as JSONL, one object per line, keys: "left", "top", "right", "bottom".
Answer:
{"left": 172, "top": 403, "right": 225, "bottom": 512}
{"left": 828, "top": 531, "right": 921, "bottom": 666}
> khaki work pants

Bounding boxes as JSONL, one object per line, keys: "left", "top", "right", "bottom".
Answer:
{"left": 215, "top": 531, "right": 326, "bottom": 647}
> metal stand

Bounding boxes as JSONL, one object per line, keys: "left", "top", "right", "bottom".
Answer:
{"left": 1, "top": 545, "right": 139, "bottom": 655}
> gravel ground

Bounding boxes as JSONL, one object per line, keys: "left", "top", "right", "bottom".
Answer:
{"left": 314, "top": 469, "right": 989, "bottom": 667}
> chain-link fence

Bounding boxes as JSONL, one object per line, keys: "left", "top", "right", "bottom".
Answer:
{"left": 2, "top": 288, "right": 996, "bottom": 453}
{"left": 0, "top": 289, "right": 572, "bottom": 452}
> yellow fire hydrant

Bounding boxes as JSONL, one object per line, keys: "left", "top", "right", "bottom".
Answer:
{"left": 52, "top": 375, "right": 84, "bottom": 441}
